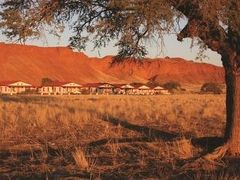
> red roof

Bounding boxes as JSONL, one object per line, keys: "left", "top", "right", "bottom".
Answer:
{"left": 82, "top": 83, "right": 114, "bottom": 88}
{"left": 40, "top": 81, "right": 81, "bottom": 87}
{"left": 39, "top": 81, "right": 65, "bottom": 87}
{"left": 82, "top": 83, "right": 102, "bottom": 88}
{"left": 130, "top": 83, "right": 146, "bottom": 89}
{"left": 52, "top": 81, "right": 67, "bottom": 86}
{"left": 113, "top": 84, "right": 126, "bottom": 88}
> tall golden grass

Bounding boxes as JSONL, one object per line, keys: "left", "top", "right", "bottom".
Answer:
{"left": 1, "top": 94, "right": 237, "bottom": 179}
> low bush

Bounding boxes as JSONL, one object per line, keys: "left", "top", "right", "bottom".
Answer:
{"left": 201, "top": 82, "right": 222, "bottom": 94}
{"left": 41, "top": 77, "right": 54, "bottom": 86}
{"left": 162, "top": 81, "right": 181, "bottom": 92}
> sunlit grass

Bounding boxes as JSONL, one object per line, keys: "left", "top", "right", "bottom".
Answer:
{"left": 0, "top": 94, "right": 234, "bottom": 179}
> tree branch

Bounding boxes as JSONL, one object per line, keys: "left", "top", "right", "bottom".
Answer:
{"left": 170, "top": 0, "right": 229, "bottom": 55}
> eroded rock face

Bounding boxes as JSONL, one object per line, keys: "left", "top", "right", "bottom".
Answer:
{"left": 0, "top": 43, "right": 224, "bottom": 86}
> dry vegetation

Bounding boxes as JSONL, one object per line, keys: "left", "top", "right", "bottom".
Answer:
{"left": 0, "top": 94, "right": 239, "bottom": 179}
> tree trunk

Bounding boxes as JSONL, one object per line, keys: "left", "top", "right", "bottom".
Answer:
{"left": 224, "top": 55, "right": 240, "bottom": 155}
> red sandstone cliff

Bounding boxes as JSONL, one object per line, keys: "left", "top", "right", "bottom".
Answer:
{"left": 0, "top": 43, "right": 225, "bottom": 86}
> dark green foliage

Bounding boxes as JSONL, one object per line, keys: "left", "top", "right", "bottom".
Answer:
{"left": 41, "top": 77, "right": 54, "bottom": 86}
{"left": 162, "top": 81, "right": 181, "bottom": 91}
{"left": 201, "top": 82, "right": 223, "bottom": 94}
{"left": 0, "top": 0, "right": 240, "bottom": 63}
{"left": 0, "top": 0, "right": 176, "bottom": 60}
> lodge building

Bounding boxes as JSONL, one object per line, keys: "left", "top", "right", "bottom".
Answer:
{"left": 82, "top": 83, "right": 115, "bottom": 95}
{"left": 114, "top": 84, "right": 135, "bottom": 95}
{"left": 0, "top": 80, "right": 170, "bottom": 96}
{"left": 0, "top": 81, "right": 34, "bottom": 95}
{"left": 38, "top": 82, "right": 82, "bottom": 95}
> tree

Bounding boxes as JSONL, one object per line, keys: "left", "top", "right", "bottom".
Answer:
{"left": 0, "top": 0, "right": 240, "bottom": 157}
{"left": 201, "top": 82, "right": 223, "bottom": 94}
{"left": 162, "top": 81, "right": 181, "bottom": 92}
{"left": 41, "top": 77, "right": 54, "bottom": 86}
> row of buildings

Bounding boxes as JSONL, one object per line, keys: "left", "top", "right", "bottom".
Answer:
{"left": 0, "top": 81, "right": 170, "bottom": 95}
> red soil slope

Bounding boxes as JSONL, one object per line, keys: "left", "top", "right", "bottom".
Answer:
{"left": 0, "top": 43, "right": 225, "bottom": 86}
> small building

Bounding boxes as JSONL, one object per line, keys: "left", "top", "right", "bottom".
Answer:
{"left": 151, "top": 85, "right": 170, "bottom": 95}
{"left": 98, "top": 83, "right": 115, "bottom": 94}
{"left": 83, "top": 83, "right": 115, "bottom": 95}
{"left": 81, "top": 83, "right": 97, "bottom": 94}
{"left": 131, "top": 84, "right": 153, "bottom": 95}
{"left": 38, "top": 81, "right": 82, "bottom": 95}
{"left": 0, "top": 81, "right": 33, "bottom": 95}
{"left": 114, "top": 84, "right": 135, "bottom": 95}
{"left": 62, "top": 82, "right": 82, "bottom": 95}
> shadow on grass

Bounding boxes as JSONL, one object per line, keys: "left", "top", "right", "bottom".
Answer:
{"left": 101, "top": 115, "right": 179, "bottom": 140}
{"left": 90, "top": 114, "right": 224, "bottom": 152}
{"left": 191, "top": 136, "right": 224, "bottom": 152}
{"left": 0, "top": 95, "right": 56, "bottom": 103}
{"left": 88, "top": 137, "right": 153, "bottom": 147}
{"left": 0, "top": 171, "right": 91, "bottom": 180}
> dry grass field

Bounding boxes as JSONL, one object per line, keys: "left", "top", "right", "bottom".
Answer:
{"left": 0, "top": 94, "right": 239, "bottom": 179}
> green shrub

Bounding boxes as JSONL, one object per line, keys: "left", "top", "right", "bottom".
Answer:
{"left": 162, "top": 81, "right": 181, "bottom": 91}
{"left": 41, "top": 77, "right": 54, "bottom": 86}
{"left": 201, "top": 82, "right": 222, "bottom": 94}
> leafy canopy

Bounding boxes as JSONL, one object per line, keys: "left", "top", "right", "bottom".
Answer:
{"left": 0, "top": 0, "right": 240, "bottom": 62}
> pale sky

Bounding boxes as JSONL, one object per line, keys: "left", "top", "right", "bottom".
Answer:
{"left": 0, "top": 28, "right": 222, "bottom": 66}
